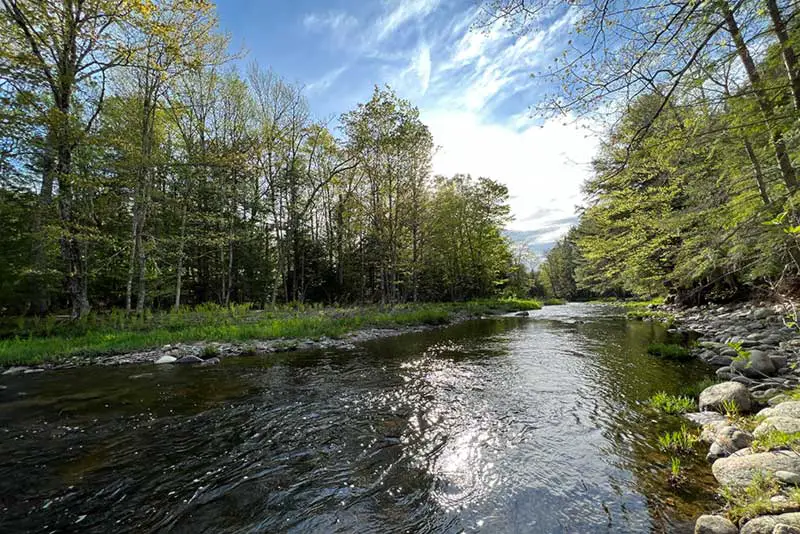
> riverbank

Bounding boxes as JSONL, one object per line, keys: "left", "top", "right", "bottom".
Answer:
{"left": 660, "top": 301, "right": 800, "bottom": 533}
{"left": 0, "top": 299, "right": 542, "bottom": 371}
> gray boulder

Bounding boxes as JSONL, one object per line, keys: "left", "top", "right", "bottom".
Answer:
{"left": 700, "top": 382, "right": 753, "bottom": 413}
{"left": 694, "top": 515, "right": 738, "bottom": 534}
{"left": 706, "top": 426, "right": 754, "bottom": 461}
{"left": 741, "top": 513, "right": 800, "bottom": 534}
{"left": 776, "top": 470, "right": 800, "bottom": 486}
{"left": 713, "top": 451, "right": 800, "bottom": 489}
{"left": 754, "top": 417, "right": 800, "bottom": 438}
{"left": 155, "top": 355, "right": 177, "bottom": 364}
{"left": 732, "top": 350, "right": 777, "bottom": 378}
{"left": 759, "top": 402, "right": 800, "bottom": 420}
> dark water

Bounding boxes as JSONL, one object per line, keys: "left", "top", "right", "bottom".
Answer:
{"left": 0, "top": 304, "right": 719, "bottom": 533}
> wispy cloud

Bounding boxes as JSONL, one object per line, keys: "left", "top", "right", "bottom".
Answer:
{"left": 306, "top": 65, "right": 349, "bottom": 94}
{"left": 302, "top": 10, "right": 358, "bottom": 39}
{"left": 374, "top": 0, "right": 440, "bottom": 43}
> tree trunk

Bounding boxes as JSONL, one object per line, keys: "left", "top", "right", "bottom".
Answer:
{"left": 766, "top": 0, "right": 800, "bottom": 110}
{"left": 722, "top": 1, "right": 797, "bottom": 190}
{"left": 743, "top": 137, "right": 771, "bottom": 205}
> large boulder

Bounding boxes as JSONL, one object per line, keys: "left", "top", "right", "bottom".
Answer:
{"left": 700, "top": 382, "right": 753, "bottom": 413}
{"left": 713, "top": 451, "right": 800, "bottom": 489}
{"left": 706, "top": 426, "right": 754, "bottom": 461}
{"left": 754, "top": 417, "right": 800, "bottom": 438}
{"left": 759, "top": 402, "right": 800, "bottom": 420}
{"left": 741, "top": 512, "right": 800, "bottom": 534}
{"left": 694, "top": 515, "right": 738, "bottom": 534}
{"left": 732, "top": 350, "right": 777, "bottom": 378}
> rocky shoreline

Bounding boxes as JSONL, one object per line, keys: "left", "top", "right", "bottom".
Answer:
{"left": 664, "top": 302, "right": 800, "bottom": 534}
{"left": 0, "top": 311, "right": 506, "bottom": 375}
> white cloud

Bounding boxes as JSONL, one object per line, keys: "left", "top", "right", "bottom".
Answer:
{"left": 302, "top": 10, "right": 358, "bottom": 44}
{"left": 423, "top": 110, "right": 599, "bottom": 233}
{"left": 375, "top": 0, "right": 440, "bottom": 43}
{"left": 307, "top": 66, "right": 349, "bottom": 94}
{"left": 414, "top": 43, "right": 432, "bottom": 94}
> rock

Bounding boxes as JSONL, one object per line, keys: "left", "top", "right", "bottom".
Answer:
{"left": 717, "top": 367, "right": 735, "bottom": 379}
{"left": 772, "top": 355, "right": 790, "bottom": 370}
{"left": 753, "top": 308, "right": 773, "bottom": 320}
{"left": 776, "top": 471, "right": 800, "bottom": 486}
{"left": 759, "top": 402, "right": 800, "bottom": 419}
{"left": 686, "top": 412, "right": 728, "bottom": 426}
{"left": 707, "top": 425, "right": 754, "bottom": 461}
{"left": 774, "top": 525, "right": 800, "bottom": 534}
{"left": 694, "top": 514, "right": 738, "bottom": 534}
{"left": 733, "top": 350, "right": 777, "bottom": 378}
{"left": 713, "top": 451, "right": 800, "bottom": 489}
{"left": 155, "top": 355, "right": 177, "bottom": 364}
{"left": 741, "top": 513, "right": 800, "bottom": 534}
{"left": 700, "top": 382, "right": 753, "bottom": 413}
{"left": 709, "top": 355, "right": 735, "bottom": 367}
{"left": 175, "top": 355, "right": 203, "bottom": 364}
{"left": 771, "top": 395, "right": 793, "bottom": 406}
{"left": 2, "top": 367, "right": 27, "bottom": 375}
{"left": 514, "top": 311, "right": 529, "bottom": 317}
{"left": 200, "top": 357, "right": 220, "bottom": 366}
{"left": 754, "top": 417, "right": 800, "bottom": 438}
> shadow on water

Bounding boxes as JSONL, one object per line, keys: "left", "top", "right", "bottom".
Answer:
{"left": 0, "top": 303, "right": 716, "bottom": 533}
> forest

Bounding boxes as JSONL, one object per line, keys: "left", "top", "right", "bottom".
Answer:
{"left": 0, "top": 1, "right": 525, "bottom": 319}
{"left": 526, "top": 0, "right": 800, "bottom": 305}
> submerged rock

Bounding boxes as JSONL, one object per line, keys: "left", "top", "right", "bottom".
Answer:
{"left": 514, "top": 311, "right": 529, "bottom": 317}
{"left": 694, "top": 515, "right": 738, "bottom": 534}
{"left": 713, "top": 451, "right": 800, "bottom": 489}
{"left": 699, "top": 382, "right": 753, "bottom": 413}
{"left": 175, "top": 355, "right": 203, "bottom": 364}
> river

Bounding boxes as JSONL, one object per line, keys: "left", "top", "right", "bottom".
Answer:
{"left": 0, "top": 303, "right": 719, "bottom": 533}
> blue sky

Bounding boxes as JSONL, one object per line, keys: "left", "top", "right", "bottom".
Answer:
{"left": 215, "top": 0, "right": 598, "bottom": 240}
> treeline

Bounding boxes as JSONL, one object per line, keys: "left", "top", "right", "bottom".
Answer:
{"left": 0, "top": 1, "right": 524, "bottom": 318}
{"left": 493, "top": 0, "right": 800, "bottom": 304}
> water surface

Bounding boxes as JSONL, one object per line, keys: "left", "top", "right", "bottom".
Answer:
{"left": 0, "top": 303, "right": 717, "bottom": 533}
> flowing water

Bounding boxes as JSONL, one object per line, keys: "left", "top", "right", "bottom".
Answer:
{"left": 0, "top": 304, "right": 720, "bottom": 533}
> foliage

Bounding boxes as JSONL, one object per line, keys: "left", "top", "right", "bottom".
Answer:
{"left": 648, "top": 392, "right": 695, "bottom": 415}
{"left": 646, "top": 343, "right": 691, "bottom": 361}
{"left": 720, "top": 472, "right": 784, "bottom": 522}
{"left": 751, "top": 429, "right": 800, "bottom": 453}
{"left": 657, "top": 425, "right": 699, "bottom": 454}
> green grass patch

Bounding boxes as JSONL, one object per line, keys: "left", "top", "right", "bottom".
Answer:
{"left": 648, "top": 392, "right": 696, "bottom": 415}
{"left": 751, "top": 429, "right": 800, "bottom": 453}
{"left": 0, "top": 299, "right": 542, "bottom": 366}
{"left": 647, "top": 343, "right": 691, "bottom": 361}
{"left": 658, "top": 425, "right": 700, "bottom": 454}
{"left": 542, "top": 298, "right": 566, "bottom": 306}
{"left": 720, "top": 472, "right": 784, "bottom": 522}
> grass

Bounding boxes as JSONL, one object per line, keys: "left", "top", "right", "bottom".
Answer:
{"left": 542, "top": 298, "right": 566, "bottom": 306}
{"left": 720, "top": 472, "right": 784, "bottom": 522}
{"left": 0, "top": 299, "right": 541, "bottom": 366}
{"left": 647, "top": 343, "right": 692, "bottom": 361}
{"left": 658, "top": 425, "right": 700, "bottom": 454}
{"left": 648, "top": 392, "right": 696, "bottom": 415}
{"left": 751, "top": 429, "right": 800, "bottom": 453}
{"left": 667, "top": 457, "right": 684, "bottom": 487}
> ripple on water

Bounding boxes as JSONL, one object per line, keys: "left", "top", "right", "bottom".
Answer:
{"left": 0, "top": 303, "right": 716, "bottom": 533}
